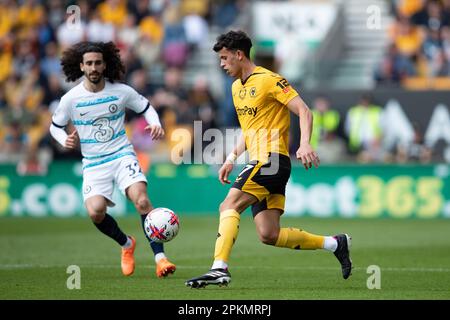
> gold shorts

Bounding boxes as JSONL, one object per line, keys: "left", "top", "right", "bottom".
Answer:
{"left": 232, "top": 153, "right": 291, "bottom": 216}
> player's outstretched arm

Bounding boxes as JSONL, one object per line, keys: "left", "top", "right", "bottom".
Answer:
{"left": 142, "top": 104, "right": 165, "bottom": 140}
{"left": 145, "top": 124, "right": 165, "bottom": 140}
{"left": 219, "top": 134, "right": 246, "bottom": 185}
{"left": 65, "top": 130, "right": 79, "bottom": 149}
{"left": 286, "top": 96, "right": 320, "bottom": 170}
{"left": 49, "top": 124, "right": 79, "bottom": 149}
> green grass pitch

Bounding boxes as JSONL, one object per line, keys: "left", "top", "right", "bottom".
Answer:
{"left": 1, "top": 215, "right": 450, "bottom": 299}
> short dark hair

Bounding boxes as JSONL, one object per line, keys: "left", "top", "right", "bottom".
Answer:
{"left": 61, "top": 41, "right": 125, "bottom": 83}
{"left": 213, "top": 30, "right": 252, "bottom": 58}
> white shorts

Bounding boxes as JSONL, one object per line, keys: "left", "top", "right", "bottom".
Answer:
{"left": 82, "top": 154, "right": 147, "bottom": 207}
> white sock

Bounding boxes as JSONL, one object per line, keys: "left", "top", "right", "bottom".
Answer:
{"left": 323, "top": 236, "right": 338, "bottom": 252}
{"left": 154, "top": 252, "right": 166, "bottom": 263}
{"left": 212, "top": 260, "right": 228, "bottom": 270}
{"left": 121, "top": 236, "right": 133, "bottom": 249}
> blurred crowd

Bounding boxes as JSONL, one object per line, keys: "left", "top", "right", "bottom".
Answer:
{"left": 306, "top": 93, "right": 432, "bottom": 165}
{"left": 0, "top": 0, "right": 244, "bottom": 174}
{"left": 375, "top": 0, "right": 450, "bottom": 88}
{"left": 0, "top": 0, "right": 440, "bottom": 175}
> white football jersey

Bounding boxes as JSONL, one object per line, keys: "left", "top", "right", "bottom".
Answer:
{"left": 52, "top": 81, "right": 149, "bottom": 169}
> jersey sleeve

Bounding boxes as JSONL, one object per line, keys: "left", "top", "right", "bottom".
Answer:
{"left": 124, "top": 85, "right": 150, "bottom": 114}
{"left": 269, "top": 74, "right": 299, "bottom": 106}
{"left": 51, "top": 95, "right": 71, "bottom": 128}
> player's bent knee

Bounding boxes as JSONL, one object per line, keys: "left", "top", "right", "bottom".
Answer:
{"left": 219, "top": 197, "right": 247, "bottom": 213}
{"left": 258, "top": 230, "right": 279, "bottom": 245}
{"left": 85, "top": 200, "right": 107, "bottom": 223}
{"left": 219, "top": 200, "right": 230, "bottom": 212}
{"left": 219, "top": 200, "right": 239, "bottom": 213}
{"left": 87, "top": 210, "right": 106, "bottom": 223}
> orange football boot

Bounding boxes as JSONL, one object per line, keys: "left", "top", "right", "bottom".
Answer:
{"left": 156, "top": 258, "right": 176, "bottom": 278}
{"left": 121, "top": 236, "right": 136, "bottom": 276}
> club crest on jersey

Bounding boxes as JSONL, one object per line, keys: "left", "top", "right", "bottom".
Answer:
{"left": 109, "top": 104, "right": 118, "bottom": 113}
{"left": 239, "top": 88, "right": 246, "bottom": 99}
{"left": 250, "top": 87, "right": 257, "bottom": 97}
{"left": 84, "top": 185, "right": 92, "bottom": 194}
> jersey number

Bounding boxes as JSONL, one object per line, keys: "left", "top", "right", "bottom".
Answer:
{"left": 92, "top": 118, "right": 114, "bottom": 142}
{"left": 276, "top": 78, "right": 290, "bottom": 89}
{"left": 126, "top": 161, "right": 142, "bottom": 176}
{"left": 238, "top": 164, "right": 255, "bottom": 178}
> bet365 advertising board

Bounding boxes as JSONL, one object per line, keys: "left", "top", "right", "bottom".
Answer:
{"left": 0, "top": 162, "right": 449, "bottom": 218}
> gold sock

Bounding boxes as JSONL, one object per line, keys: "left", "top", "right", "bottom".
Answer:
{"left": 275, "top": 228, "right": 324, "bottom": 250}
{"left": 214, "top": 209, "right": 240, "bottom": 262}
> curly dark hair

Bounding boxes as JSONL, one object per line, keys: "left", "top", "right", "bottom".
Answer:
{"left": 61, "top": 41, "right": 125, "bottom": 82}
{"left": 213, "top": 30, "right": 252, "bottom": 58}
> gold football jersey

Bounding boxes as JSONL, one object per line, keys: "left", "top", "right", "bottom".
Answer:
{"left": 231, "top": 66, "right": 299, "bottom": 162}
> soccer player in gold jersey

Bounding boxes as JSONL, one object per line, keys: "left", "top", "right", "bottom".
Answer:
{"left": 185, "top": 31, "right": 352, "bottom": 288}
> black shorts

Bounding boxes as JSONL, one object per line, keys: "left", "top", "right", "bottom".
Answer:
{"left": 232, "top": 153, "right": 291, "bottom": 217}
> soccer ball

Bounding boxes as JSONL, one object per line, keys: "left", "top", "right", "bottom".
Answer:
{"left": 144, "top": 207, "right": 180, "bottom": 243}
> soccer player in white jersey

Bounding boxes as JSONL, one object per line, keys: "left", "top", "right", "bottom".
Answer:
{"left": 49, "top": 41, "right": 176, "bottom": 278}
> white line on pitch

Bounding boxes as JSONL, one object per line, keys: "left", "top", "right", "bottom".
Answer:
{"left": 1, "top": 264, "right": 449, "bottom": 273}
